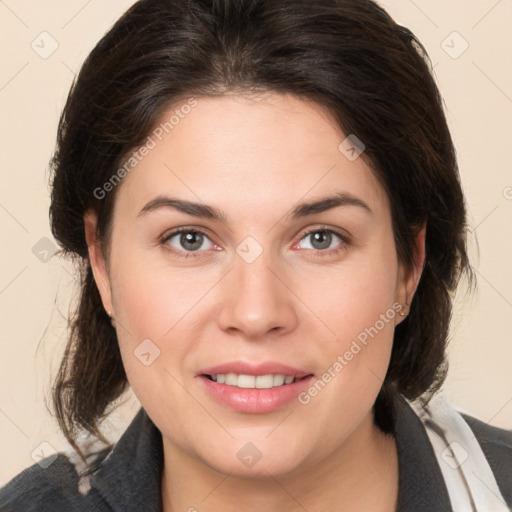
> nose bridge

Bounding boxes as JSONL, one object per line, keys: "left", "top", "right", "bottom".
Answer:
{"left": 237, "top": 248, "right": 277, "bottom": 300}
{"left": 216, "top": 239, "right": 297, "bottom": 338}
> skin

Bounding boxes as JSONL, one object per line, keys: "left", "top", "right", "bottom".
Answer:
{"left": 85, "top": 93, "right": 425, "bottom": 512}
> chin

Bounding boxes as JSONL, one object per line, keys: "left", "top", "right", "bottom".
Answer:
{"left": 195, "top": 435, "right": 310, "bottom": 479}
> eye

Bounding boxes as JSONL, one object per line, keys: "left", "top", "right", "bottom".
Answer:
{"left": 161, "top": 226, "right": 348, "bottom": 259}
{"left": 296, "top": 228, "right": 347, "bottom": 254}
{"left": 163, "top": 229, "right": 215, "bottom": 255}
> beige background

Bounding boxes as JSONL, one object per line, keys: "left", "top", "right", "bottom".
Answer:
{"left": 1, "top": 0, "right": 511, "bottom": 486}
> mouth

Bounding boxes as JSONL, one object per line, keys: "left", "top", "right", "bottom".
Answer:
{"left": 197, "top": 361, "right": 315, "bottom": 413}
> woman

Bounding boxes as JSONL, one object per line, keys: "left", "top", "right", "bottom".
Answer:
{"left": 1, "top": 0, "right": 510, "bottom": 510}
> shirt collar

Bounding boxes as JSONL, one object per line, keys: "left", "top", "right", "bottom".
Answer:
{"left": 91, "top": 408, "right": 164, "bottom": 511}
{"left": 393, "top": 394, "right": 452, "bottom": 510}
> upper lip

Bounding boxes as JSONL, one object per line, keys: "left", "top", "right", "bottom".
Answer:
{"left": 198, "top": 361, "right": 313, "bottom": 379}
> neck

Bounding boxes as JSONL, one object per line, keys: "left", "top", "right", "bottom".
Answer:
{"left": 161, "top": 411, "right": 399, "bottom": 512}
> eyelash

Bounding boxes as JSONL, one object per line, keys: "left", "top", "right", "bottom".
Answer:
{"left": 161, "top": 226, "right": 350, "bottom": 260}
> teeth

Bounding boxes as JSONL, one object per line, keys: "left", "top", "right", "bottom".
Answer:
{"left": 273, "top": 375, "right": 285, "bottom": 386}
{"left": 209, "top": 373, "right": 297, "bottom": 389}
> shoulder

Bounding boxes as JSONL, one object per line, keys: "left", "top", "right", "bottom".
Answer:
{"left": 393, "top": 394, "right": 512, "bottom": 510}
{"left": 462, "top": 413, "right": 512, "bottom": 506}
{"left": 463, "top": 412, "right": 512, "bottom": 449}
{"left": 1, "top": 454, "right": 80, "bottom": 511}
{"left": 0, "top": 450, "right": 110, "bottom": 512}
{"left": 0, "top": 408, "right": 161, "bottom": 512}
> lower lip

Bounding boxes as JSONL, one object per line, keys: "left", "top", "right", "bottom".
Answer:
{"left": 198, "top": 375, "right": 315, "bottom": 413}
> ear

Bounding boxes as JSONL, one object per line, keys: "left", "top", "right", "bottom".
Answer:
{"left": 396, "top": 223, "right": 426, "bottom": 319}
{"left": 84, "top": 210, "right": 114, "bottom": 317}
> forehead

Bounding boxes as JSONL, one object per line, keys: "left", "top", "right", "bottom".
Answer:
{"left": 114, "top": 93, "right": 389, "bottom": 220}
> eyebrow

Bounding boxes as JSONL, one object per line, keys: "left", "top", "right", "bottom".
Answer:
{"left": 137, "top": 192, "right": 373, "bottom": 222}
{"left": 289, "top": 192, "right": 373, "bottom": 218}
{"left": 138, "top": 196, "right": 229, "bottom": 222}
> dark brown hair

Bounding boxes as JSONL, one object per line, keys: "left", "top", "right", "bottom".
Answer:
{"left": 49, "top": 0, "right": 473, "bottom": 462}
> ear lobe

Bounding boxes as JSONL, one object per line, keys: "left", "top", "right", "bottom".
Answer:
{"left": 84, "top": 210, "right": 114, "bottom": 315}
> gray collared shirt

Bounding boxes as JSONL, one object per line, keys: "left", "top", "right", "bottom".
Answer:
{"left": 1, "top": 395, "right": 511, "bottom": 511}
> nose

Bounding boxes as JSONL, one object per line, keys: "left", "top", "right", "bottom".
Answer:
{"left": 216, "top": 248, "right": 298, "bottom": 340}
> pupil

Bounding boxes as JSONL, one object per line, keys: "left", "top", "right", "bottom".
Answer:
{"left": 312, "top": 231, "right": 331, "bottom": 250}
{"left": 181, "top": 232, "right": 203, "bottom": 251}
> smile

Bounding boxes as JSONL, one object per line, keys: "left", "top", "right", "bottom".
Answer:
{"left": 199, "top": 373, "right": 314, "bottom": 413}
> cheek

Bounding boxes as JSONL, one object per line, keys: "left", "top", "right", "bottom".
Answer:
{"left": 294, "top": 291, "right": 397, "bottom": 458}
{"left": 293, "top": 242, "right": 399, "bottom": 414}
{"left": 107, "top": 250, "right": 223, "bottom": 395}
{"left": 302, "top": 278, "right": 397, "bottom": 393}
{"left": 110, "top": 248, "right": 216, "bottom": 340}
{"left": 108, "top": 262, "right": 207, "bottom": 419}
{"left": 293, "top": 238, "right": 399, "bottom": 348}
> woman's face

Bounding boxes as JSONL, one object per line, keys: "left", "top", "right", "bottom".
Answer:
{"left": 87, "top": 93, "right": 421, "bottom": 477}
